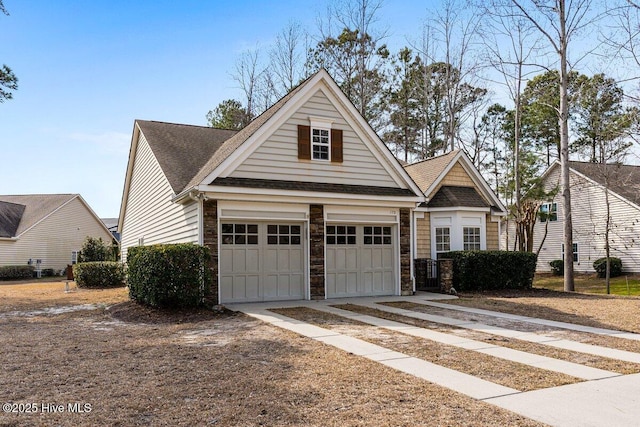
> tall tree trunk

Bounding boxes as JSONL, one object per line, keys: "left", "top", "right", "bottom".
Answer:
{"left": 559, "top": 0, "right": 575, "bottom": 292}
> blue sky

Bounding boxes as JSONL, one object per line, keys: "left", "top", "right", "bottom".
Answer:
{"left": 0, "top": 0, "right": 432, "bottom": 218}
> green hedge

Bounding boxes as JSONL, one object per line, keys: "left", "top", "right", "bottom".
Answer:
{"left": 593, "top": 257, "right": 623, "bottom": 278}
{"left": 73, "top": 262, "right": 126, "bottom": 288}
{"left": 127, "top": 244, "right": 211, "bottom": 308}
{"left": 443, "top": 251, "right": 537, "bottom": 291}
{"left": 0, "top": 265, "right": 35, "bottom": 280}
{"left": 549, "top": 259, "right": 564, "bottom": 276}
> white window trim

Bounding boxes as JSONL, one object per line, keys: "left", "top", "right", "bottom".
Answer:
{"left": 562, "top": 242, "right": 579, "bottom": 264}
{"left": 540, "top": 202, "right": 558, "bottom": 222}
{"left": 430, "top": 211, "right": 486, "bottom": 258}
{"left": 463, "top": 226, "right": 482, "bottom": 251}
{"left": 309, "top": 117, "right": 334, "bottom": 162}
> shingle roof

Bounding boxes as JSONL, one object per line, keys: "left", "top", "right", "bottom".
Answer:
{"left": 136, "top": 121, "right": 238, "bottom": 194}
{"left": 0, "top": 194, "right": 77, "bottom": 237}
{"left": 212, "top": 177, "right": 416, "bottom": 197}
{"left": 569, "top": 161, "right": 640, "bottom": 206}
{"left": 0, "top": 201, "right": 26, "bottom": 238}
{"left": 404, "top": 150, "right": 459, "bottom": 193}
{"left": 187, "top": 74, "right": 313, "bottom": 191}
{"left": 427, "top": 186, "right": 490, "bottom": 208}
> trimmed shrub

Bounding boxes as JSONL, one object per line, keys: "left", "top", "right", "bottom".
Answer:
{"left": 41, "top": 268, "right": 58, "bottom": 277}
{"left": 549, "top": 259, "right": 564, "bottom": 276}
{"left": 0, "top": 265, "right": 35, "bottom": 280}
{"left": 73, "top": 262, "right": 125, "bottom": 288}
{"left": 77, "top": 237, "right": 115, "bottom": 263}
{"left": 127, "top": 244, "right": 211, "bottom": 308}
{"left": 443, "top": 251, "right": 537, "bottom": 291}
{"left": 593, "top": 257, "right": 623, "bottom": 278}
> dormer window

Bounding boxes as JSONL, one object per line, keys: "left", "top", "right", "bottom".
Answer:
{"left": 312, "top": 128, "right": 330, "bottom": 160}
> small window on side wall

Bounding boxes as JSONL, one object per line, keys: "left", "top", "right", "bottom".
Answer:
{"left": 561, "top": 242, "right": 579, "bottom": 263}
{"left": 540, "top": 202, "right": 558, "bottom": 222}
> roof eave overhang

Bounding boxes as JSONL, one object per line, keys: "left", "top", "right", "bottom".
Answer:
{"left": 193, "top": 184, "right": 422, "bottom": 205}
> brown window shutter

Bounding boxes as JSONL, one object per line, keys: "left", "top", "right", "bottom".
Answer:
{"left": 298, "top": 125, "right": 311, "bottom": 160}
{"left": 331, "top": 129, "right": 343, "bottom": 163}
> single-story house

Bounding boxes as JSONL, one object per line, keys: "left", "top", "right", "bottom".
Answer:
{"left": 504, "top": 160, "right": 640, "bottom": 273}
{"left": 0, "top": 194, "right": 114, "bottom": 272}
{"left": 118, "top": 69, "right": 504, "bottom": 304}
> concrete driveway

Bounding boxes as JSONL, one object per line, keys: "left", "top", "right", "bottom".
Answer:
{"left": 228, "top": 294, "right": 640, "bottom": 427}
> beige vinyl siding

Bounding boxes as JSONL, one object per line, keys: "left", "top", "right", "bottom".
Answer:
{"left": 120, "top": 133, "right": 199, "bottom": 261}
{"left": 428, "top": 162, "right": 478, "bottom": 199}
{"left": 416, "top": 214, "right": 431, "bottom": 258}
{"left": 486, "top": 216, "right": 499, "bottom": 250}
{"left": 230, "top": 89, "right": 400, "bottom": 188}
{"left": 0, "top": 197, "right": 113, "bottom": 271}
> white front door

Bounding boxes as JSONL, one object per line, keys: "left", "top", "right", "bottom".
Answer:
{"left": 326, "top": 224, "right": 396, "bottom": 297}
{"left": 219, "top": 222, "right": 305, "bottom": 303}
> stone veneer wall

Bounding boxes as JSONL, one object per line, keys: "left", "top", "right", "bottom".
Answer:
{"left": 309, "top": 204, "right": 325, "bottom": 299}
{"left": 400, "top": 208, "right": 412, "bottom": 295}
{"left": 203, "top": 199, "right": 219, "bottom": 305}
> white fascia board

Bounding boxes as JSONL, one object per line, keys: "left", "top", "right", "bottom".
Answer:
{"left": 118, "top": 122, "right": 142, "bottom": 233}
{"left": 455, "top": 153, "right": 508, "bottom": 214}
{"left": 75, "top": 194, "right": 115, "bottom": 237}
{"left": 422, "top": 151, "right": 463, "bottom": 198}
{"left": 202, "top": 73, "right": 326, "bottom": 184}
{"left": 201, "top": 70, "right": 423, "bottom": 200}
{"left": 0, "top": 237, "right": 18, "bottom": 241}
{"left": 198, "top": 185, "right": 419, "bottom": 207}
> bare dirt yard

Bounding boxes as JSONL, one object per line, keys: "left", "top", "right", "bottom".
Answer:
{"left": 0, "top": 281, "right": 545, "bottom": 426}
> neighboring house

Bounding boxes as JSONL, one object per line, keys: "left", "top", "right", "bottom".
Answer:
{"left": 404, "top": 150, "right": 507, "bottom": 260}
{"left": 0, "top": 194, "right": 114, "bottom": 272}
{"left": 101, "top": 217, "right": 120, "bottom": 242}
{"left": 506, "top": 161, "right": 640, "bottom": 273}
{"left": 119, "top": 70, "right": 424, "bottom": 304}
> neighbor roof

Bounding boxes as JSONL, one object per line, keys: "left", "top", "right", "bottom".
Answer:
{"left": 136, "top": 120, "right": 238, "bottom": 194}
{"left": 403, "top": 150, "right": 460, "bottom": 193}
{"left": 427, "top": 186, "right": 490, "bottom": 208}
{"left": 569, "top": 161, "right": 640, "bottom": 206}
{"left": 0, "top": 194, "right": 77, "bottom": 237}
{"left": 0, "top": 201, "right": 26, "bottom": 238}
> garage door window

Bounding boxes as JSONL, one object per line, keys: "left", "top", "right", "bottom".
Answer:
{"left": 364, "top": 226, "right": 392, "bottom": 245}
{"left": 267, "top": 224, "right": 301, "bottom": 245}
{"left": 222, "top": 223, "right": 259, "bottom": 245}
{"left": 326, "top": 225, "right": 356, "bottom": 245}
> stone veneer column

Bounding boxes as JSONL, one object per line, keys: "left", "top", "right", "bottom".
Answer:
{"left": 309, "top": 204, "right": 325, "bottom": 299}
{"left": 438, "top": 258, "right": 453, "bottom": 293}
{"left": 203, "top": 199, "right": 219, "bottom": 305}
{"left": 399, "top": 208, "right": 412, "bottom": 295}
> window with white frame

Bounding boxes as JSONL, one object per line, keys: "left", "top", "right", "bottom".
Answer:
{"left": 561, "top": 242, "right": 579, "bottom": 263}
{"left": 540, "top": 202, "right": 558, "bottom": 222}
{"left": 435, "top": 227, "right": 451, "bottom": 253}
{"left": 312, "top": 128, "right": 330, "bottom": 160}
{"left": 463, "top": 227, "right": 481, "bottom": 250}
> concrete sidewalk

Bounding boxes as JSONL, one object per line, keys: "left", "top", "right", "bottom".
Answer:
{"left": 228, "top": 294, "right": 640, "bottom": 427}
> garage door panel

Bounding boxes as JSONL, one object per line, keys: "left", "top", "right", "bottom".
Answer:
{"left": 220, "top": 222, "right": 305, "bottom": 303}
{"left": 326, "top": 224, "right": 396, "bottom": 298}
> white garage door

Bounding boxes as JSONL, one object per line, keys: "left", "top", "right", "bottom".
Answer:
{"left": 220, "top": 222, "right": 305, "bottom": 303}
{"left": 326, "top": 224, "right": 396, "bottom": 298}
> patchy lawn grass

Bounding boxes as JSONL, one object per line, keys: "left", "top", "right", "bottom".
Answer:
{"left": 534, "top": 273, "right": 640, "bottom": 296}
{"left": 0, "top": 282, "right": 544, "bottom": 427}
{"left": 444, "top": 288, "right": 640, "bottom": 335}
